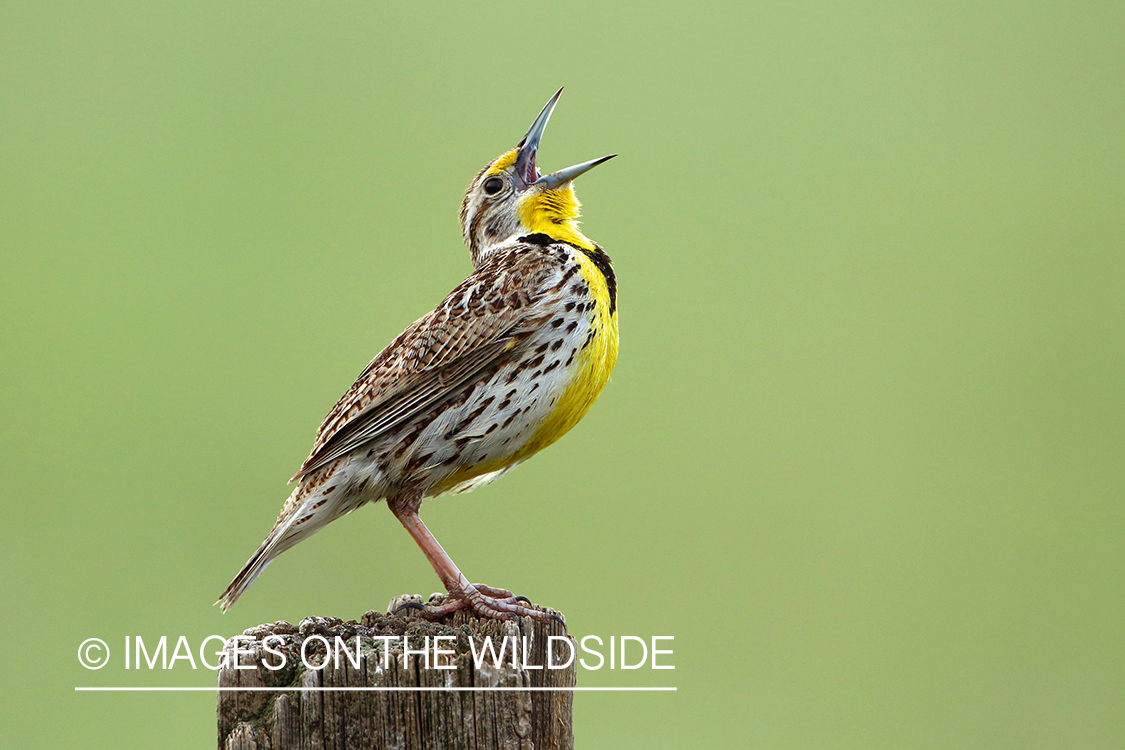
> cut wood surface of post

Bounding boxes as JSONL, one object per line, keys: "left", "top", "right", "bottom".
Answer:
{"left": 217, "top": 596, "right": 575, "bottom": 750}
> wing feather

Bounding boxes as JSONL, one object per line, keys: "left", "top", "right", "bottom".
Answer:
{"left": 290, "top": 248, "right": 555, "bottom": 482}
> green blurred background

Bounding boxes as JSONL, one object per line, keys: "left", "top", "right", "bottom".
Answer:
{"left": 3, "top": 1, "right": 1123, "bottom": 747}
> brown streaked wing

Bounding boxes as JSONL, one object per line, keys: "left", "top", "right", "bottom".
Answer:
{"left": 290, "top": 249, "right": 555, "bottom": 482}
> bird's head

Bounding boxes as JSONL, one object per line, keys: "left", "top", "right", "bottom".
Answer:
{"left": 460, "top": 88, "right": 615, "bottom": 266}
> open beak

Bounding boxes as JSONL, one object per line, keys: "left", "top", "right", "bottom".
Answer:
{"left": 514, "top": 88, "right": 616, "bottom": 190}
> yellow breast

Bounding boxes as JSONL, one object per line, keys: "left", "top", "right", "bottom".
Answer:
{"left": 520, "top": 250, "right": 618, "bottom": 456}
{"left": 430, "top": 249, "right": 617, "bottom": 498}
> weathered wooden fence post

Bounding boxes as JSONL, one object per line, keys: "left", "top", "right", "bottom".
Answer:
{"left": 217, "top": 596, "right": 575, "bottom": 749}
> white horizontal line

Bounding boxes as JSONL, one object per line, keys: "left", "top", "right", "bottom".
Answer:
{"left": 75, "top": 686, "right": 676, "bottom": 692}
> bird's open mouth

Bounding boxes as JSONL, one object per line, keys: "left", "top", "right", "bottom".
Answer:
{"left": 514, "top": 88, "right": 615, "bottom": 190}
{"left": 520, "top": 149, "right": 541, "bottom": 184}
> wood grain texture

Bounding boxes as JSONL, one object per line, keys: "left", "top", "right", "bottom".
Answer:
{"left": 217, "top": 601, "right": 574, "bottom": 750}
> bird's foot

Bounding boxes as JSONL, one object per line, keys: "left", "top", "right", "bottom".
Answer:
{"left": 395, "top": 584, "right": 562, "bottom": 624}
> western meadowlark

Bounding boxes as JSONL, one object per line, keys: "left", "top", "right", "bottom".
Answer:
{"left": 217, "top": 89, "right": 617, "bottom": 621}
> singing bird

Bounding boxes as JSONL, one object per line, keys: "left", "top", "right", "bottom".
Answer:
{"left": 217, "top": 90, "right": 617, "bottom": 621}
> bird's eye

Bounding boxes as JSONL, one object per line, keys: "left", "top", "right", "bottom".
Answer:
{"left": 483, "top": 177, "right": 504, "bottom": 195}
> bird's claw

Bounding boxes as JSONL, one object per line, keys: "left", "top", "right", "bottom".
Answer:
{"left": 412, "top": 583, "right": 563, "bottom": 624}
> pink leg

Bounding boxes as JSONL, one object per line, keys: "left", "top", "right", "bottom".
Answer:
{"left": 391, "top": 508, "right": 560, "bottom": 623}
